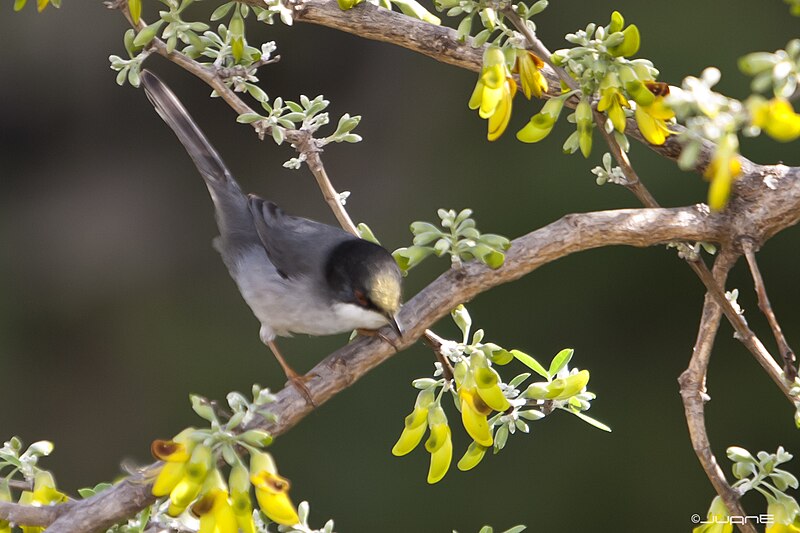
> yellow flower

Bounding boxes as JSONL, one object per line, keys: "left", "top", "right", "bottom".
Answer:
{"left": 193, "top": 489, "right": 238, "bottom": 533}
{"left": 151, "top": 428, "right": 198, "bottom": 498}
{"left": 751, "top": 97, "right": 800, "bottom": 142}
{"left": 250, "top": 451, "right": 299, "bottom": 526}
{"left": 703, "top": 134, "right": 742, "bottom": 211}
{"left": 392, "top": 406, "right": 429, "bottom": 456}
{"left": 515, "top": 50, "right": 548, "bottom": 99}
{"left": 693, "top": 496, "right": 733, "bottom": 533}
{"left": 459, "top": 387, "right": 493, "bottom": 446}
{"left": 469, "top": 46, "right": 516, "bottom": 141}
{"left": 251, "top": 471, "right": 299, "bottom": 525}
{"left": 597, "top": 86, "right": 630, "bottom": 133}
{"left": 424, "top": 407, "right": 452, "bottom": 484}
{"left": 474, "top": 368, "right": 510, "bottom": 411}
{"left": 634, "top": 82, "right": 674, "bottom": 145}
{"left": 392, "top": 389, "right": 434, "bottom": 456}
{"left": 576, "top": 98, "right": 594, "bottom": 158}
{"left": 457, "top": 441, "right": 488, "bottom": 471}
{"left": 19, "top": 472, "right": 68, "bottom": 533}
{"left": 229, "top": 463, "right": 256, "bottom": 533}
{"left": 517, "top": 97, "right": 566, "bottom": 143}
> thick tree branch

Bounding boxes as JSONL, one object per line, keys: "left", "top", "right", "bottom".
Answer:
{"left": 679, "top": 252, "right": 755, "bottom": 533}
{"left": 21, "top": 3, "right": 800, "bottom": 531}
{"left": 35, "top": 190, "right": 800, "bottom": 532}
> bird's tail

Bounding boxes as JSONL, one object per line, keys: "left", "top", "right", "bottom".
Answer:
{"left": 141, "top": 70, "right": 258, "bottom": 255}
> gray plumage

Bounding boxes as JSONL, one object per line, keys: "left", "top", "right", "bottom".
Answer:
{"left": 140, "top": 71, "right": 401, "bottom": 345}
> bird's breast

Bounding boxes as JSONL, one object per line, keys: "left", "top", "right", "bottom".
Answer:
{"left": 231, "top": 247, "right": 387, "bottom": 338}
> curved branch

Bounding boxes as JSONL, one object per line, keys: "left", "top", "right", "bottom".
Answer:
{"left": 678, "top": 251, "right": 756, "bottom": 533}
{"left": 37, "top": 204, "right": 731, "bottom": 533}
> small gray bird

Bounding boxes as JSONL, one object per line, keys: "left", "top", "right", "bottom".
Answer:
{"left": 140, "top": 71, "right": 402, "bottom": 402}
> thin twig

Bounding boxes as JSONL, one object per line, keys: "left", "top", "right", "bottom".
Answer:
{"left": 687, "top": 258, "right": 793, "bottom": 401}
{"left": 422, "top": 330, "right": 455, "bottom": 382}
{"left": 742, "top": 239, "right": 798, "bottom": 381}
{"left": 679, "top": 251, "right": 756, "bottom": 533}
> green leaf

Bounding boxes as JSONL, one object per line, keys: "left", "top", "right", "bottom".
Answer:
{"left": 567, "top": 409, "right": 612, "bottom": 432}
{"left": 548, "top": 348, "right": 574, "bottom": 377}
{"left": 237, "top": 112, "right": 264, "bottom": 124}
{"left": 211, "top": 1, "right": 235, "bottom": 21}
{"left": 511, "top": 350, "right": 549, "bottom": 379}
{"left": 502, "top": 527, "right": 527, "bottom": 533}
{"left": 133, "top": 19, "right": 164, "bottom": 48}
{"left": 357, "top": 223, "right": 381, "bottom": 245}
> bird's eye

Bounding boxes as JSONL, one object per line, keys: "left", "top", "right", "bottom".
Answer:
{"left": 354, "top": 289, "right": 369, "bottom": 308}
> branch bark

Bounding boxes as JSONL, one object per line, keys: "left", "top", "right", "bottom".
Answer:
{"left": 678, "top": 251, "right": 755, "bottom": 533}
{"left": 11, "top": 2, "right": 799, "bottom": 531}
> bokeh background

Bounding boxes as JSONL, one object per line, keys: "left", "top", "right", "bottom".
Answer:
{"left": 1, "top": 1, "right": 799, "bottom": 531}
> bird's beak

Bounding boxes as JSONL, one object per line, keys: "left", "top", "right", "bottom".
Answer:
{"left": 387, "top": 314, "right": 403, "bottom": 339}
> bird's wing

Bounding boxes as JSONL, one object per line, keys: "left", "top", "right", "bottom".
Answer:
{"left": 247, "top": 196, "right": 356, "bottom": 279}
{"left": 140, "top": 70, "right": 260, "bottom": 259}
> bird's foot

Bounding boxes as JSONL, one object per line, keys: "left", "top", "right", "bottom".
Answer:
{"left": 284, "top": 369, "right": 318, "bottom": 407}
{"left": 357, "top": 328, "right": 399, "bottom": 352}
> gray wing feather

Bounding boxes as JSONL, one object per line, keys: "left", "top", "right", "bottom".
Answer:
{"left": 140, "top": 70, "right": 260, "bottom": 260}
{"left": 247, "top": 197, "right": 355, "bottom": 279}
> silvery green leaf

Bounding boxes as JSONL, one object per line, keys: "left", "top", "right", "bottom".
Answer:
{"left": 732, "top": 461, "right": 756, "bottom": 479}
{"left": 128, "top": 66, "right": 141, "bottom": 88}
{"left": 613, "top": 131, "right": 629, "bottom": 152}
{"left": 357, "top": 223, "right": 381, "bottom": 245}
{"left": 413, "top": 231, "right": 442, "bottom": 246}
{"left": 548, "top": 348, "right": 574, "bottom": 377}
{"left": 116, "top": 67, "right": 129, "bottom": 86}
{"left": 515, "top": 420, "right": 530, "bottom": 433}
{"left": 286, "top": 101, "right": 303, "bottom": 113}
{"left": 456, "top": 14, "right": 473, "bottom": 40}
{"left": 221, "top": 444, "right": 237, "bottom": 465}
{"left": 237, "top": 112, "right": 264, "bottom": 124}
{"left": 471, "top": 328, "right": 484, "bottom": 344}
{"left": 519, "top": 409, "right": 545, "bottom": 421}
{"left": 727, "top": 446, "right": 756, "bottom": 463}
{"left": 479, "top": 527, "right": 493, "bottom": 533}
{"left": 296, "top": 500, "right": 310, "bottom": 524}
{"left": 411, "top": 221, "right": 440, "bottom": 235}
{"left": 508, "top": 373, "right": 531, "bottom": 388}
{"left": 529, "top": 0, "right": 547, "bottom": 15}
{"left": 473, "top": 29, "right": 492, "bottom": 47}
{"left": 753, "top": 72, "right": 774, "bottom": 93}
{"left": 434, "top": 238, "right": 451, "bottom": 256}
{"left": 770, "top": 469, "right": 799, "bottom": 491}
{"left": 272, "top": 125, "right": 285, "bottom": 145}
{"left": 567, "top": 409, "right": 612, "bottom": 432}
{"left": 324, "top": 519, "right": 335, "bottom": 533}
{"left": 246, "top": 84, "right": 269, "bottom": 103}
{"left": 494, "top": 424, "right": 508, "bottom": 452}
{"left": 412, "top": 378, "right": 438, "bottom": 389}
{"left": 341, "top": 134, "right": 362, "bottom": 143}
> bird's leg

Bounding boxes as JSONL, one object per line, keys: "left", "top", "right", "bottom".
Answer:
{"left": 267, "top": 340, "right": 316, "bottom": 406}
{"left": 356, "top": 328, "right": 399, "bottom": 352}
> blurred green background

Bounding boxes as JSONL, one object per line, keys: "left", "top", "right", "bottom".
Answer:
{"left": 1, "top": 1, "right": 799, "bottom": 531}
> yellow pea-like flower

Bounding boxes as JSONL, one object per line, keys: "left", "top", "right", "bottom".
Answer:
{"left": 251, "top": 471, "right": 300, "bottom": 526}
{"left": 474, "top": 367, "right": 511, "bottom": 412}
{"left": 597, "top": 86, "right": 630, "bottom": 133}
{"left": 168, "top": 475, "right": 203, "bottom": 517}
{"left": 751, "top": 97, "right": 800, "bottom": 142}
{"left": 457, "top": 441, "right": 488, "bottom": 471}
{"left": 392, "top": 406, "right": 429, "bottom": 456}
{"left": 153, "top": 461, "right": 187, "bottom": 497}
{"left": 459, "top": 388, "right": 493, "bottom": 447}
{"left": 424, "top": 422, "right": 453, "bottom": 484}
{"left": 515, "top": 50, "right": 548, "bottom": 100}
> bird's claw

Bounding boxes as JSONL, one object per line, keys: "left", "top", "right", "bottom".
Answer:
{"left": 357, "top": 328, "right": 400, "bottom": 352}
{"left": 285, "top": 371, "right": 318, "bottom": 407}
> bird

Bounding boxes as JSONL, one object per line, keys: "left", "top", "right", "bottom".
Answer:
{"left": 140, "top": 70, "right": 402, "bottom": 403}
